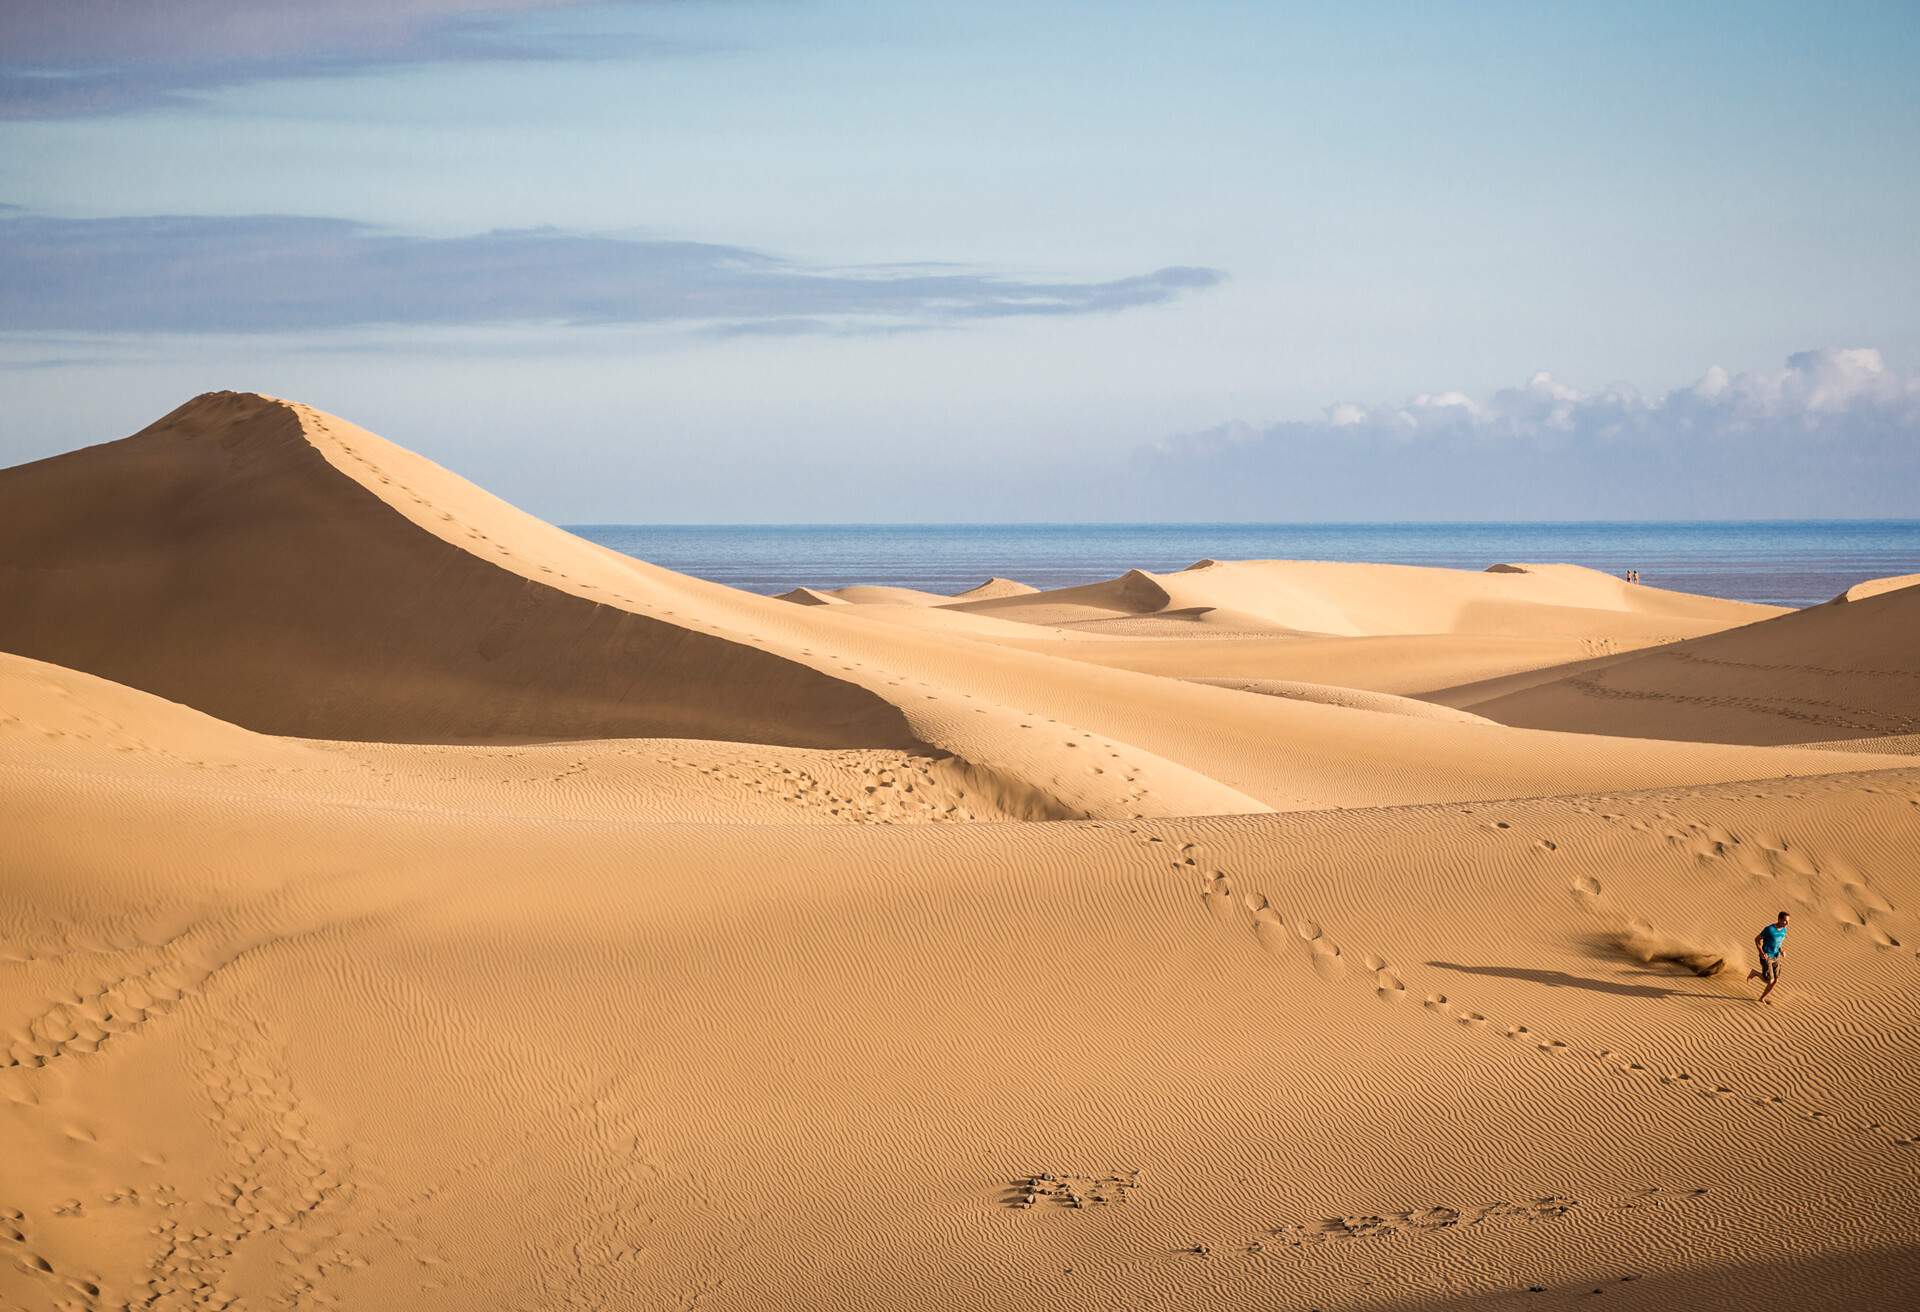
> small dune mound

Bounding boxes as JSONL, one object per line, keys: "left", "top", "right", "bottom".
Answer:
{"left": 777, "top": 587, "right": 849, "bottom": 606}
{"left": 1183, "top": 558, "right": 1224, "bottom": 571}
{"left": 1484, "top": 563, "right": 1530, "bottom": 574}
{"left": 1831, "top": 573, "right": 1920, "bottom": 605}
{"left": 949, "top": 576, "right": 1037, "bottom": 601}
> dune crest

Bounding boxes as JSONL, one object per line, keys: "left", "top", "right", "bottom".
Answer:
{"left": 950, "top": 575, "right": 1037, "bottom": 601}
{"left": 1832, "top": 572, "right": 1920, "bottom": 604}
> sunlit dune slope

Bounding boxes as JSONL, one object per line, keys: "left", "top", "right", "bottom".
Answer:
{"left": 1440, "top": 576, "right": 1920, "bottom": 745}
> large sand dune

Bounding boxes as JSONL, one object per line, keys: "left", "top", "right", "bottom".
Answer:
{"left": 0, "top": 393, "right": 915, "bottom": 750}
{"left": 1438, "top": 576, "right": 1920, "bottom": 744}
{"left": 5, "top": 395, "right": 1918, "bottom": 1310}
{"left": 2, "top": 394, "right": 1888, "bottom": 817}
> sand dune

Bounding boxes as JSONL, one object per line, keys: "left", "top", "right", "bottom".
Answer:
{"left": 953, "top": 575, "right": 1039, "bottom": 601}
{"left": 0, "top": 393, "right": 916, "bottom": 750}
{"left": 5, "top": 395, "right": 1919, "bottom": 1310}
{"left": 1441, "top": 574, "right": 1920, "bottom": 745}
{"left": 980, "top": 631, "right": 1653, "bottom": 695}
{"left": 5, "top": 652, "right": 1918, "bottom": 1309}
{"left": 1835, "top": 572, "right": 1920, "bottom": 604}
{"left": 780, "top": 576, "right": 1039, "bottom": 606}
{"left": 3, "top": 394, "right": 1890, "bottom": 818}
{"left": 949, "top": 558, "right": 1778, "bottom": 640}
{"left": 775, "top": 585, "right": 851, "bottom": 606}
{"left": 0, "top": 652, "right": 1057, "bottom": 824}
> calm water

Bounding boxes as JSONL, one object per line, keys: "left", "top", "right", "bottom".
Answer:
{"left": 567, "top": 521, "right": 1920, "bottom": 608}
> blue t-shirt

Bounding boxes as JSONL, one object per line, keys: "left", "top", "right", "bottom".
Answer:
{"left": 1759, "top": 923, "right": 1788, "bottom": 958}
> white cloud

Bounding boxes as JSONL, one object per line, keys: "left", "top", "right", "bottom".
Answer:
{"left": 1290, "top": 349, "right": 1920, "bottom": 443}
{"left": 1138, "top": 351, "right": 1920, "bottom": 519}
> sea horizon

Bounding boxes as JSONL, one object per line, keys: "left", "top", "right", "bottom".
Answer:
{"left": 570, "top": 518, "right": 1920, "bottom": 608}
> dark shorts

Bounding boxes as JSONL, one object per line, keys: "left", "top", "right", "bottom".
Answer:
{"left": 1759, "top": 954, "right": 1781, "bottom": 984}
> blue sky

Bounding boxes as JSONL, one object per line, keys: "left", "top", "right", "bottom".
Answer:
{"left": 3, "top": 1, "right": 1917, "bottom": 520}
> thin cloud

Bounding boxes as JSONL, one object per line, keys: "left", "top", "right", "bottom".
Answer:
{"left": 1139, "top": 351, "right": 1920, "bottom": 519}
{"left": 0, "top": 210, "right": 1224, "bottom": 334}
{"left": 0, "top": 1, "right": 681, "bottom": 118}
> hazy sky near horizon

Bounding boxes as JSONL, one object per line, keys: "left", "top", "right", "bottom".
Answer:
{"left": 4, "top": 0, "right": 1918, "bottom": 521}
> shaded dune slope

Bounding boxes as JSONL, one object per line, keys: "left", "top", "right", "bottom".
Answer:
{"left": 1443, "top": 579, "right": 1920, "bottom": 745}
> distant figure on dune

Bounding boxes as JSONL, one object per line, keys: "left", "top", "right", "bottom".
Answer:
{"left": 1624, "top": 569, "right": 1640, "bottom": 584}
{"left": 1748, "top": 911, "right": 1790, "bottom": 1003}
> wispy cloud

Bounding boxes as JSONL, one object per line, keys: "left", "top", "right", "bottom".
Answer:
{"left": 0, "top": 1, "right": 676, "bottom": 118}
{"left": 1139, "top": 351, "right": 1920, "bottom": 519}
{"left": 0, "top": 210, "right": 1223, "bottom": 334}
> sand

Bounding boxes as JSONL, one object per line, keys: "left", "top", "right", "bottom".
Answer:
{"left": 1435, "top": 575, "right": 1920, "bottom": 744}
{"left": 4, "top": 394, "right": 1917, "bottom": 1310}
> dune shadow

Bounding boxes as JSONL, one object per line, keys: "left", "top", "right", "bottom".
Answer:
{"left": 1425, "top": 961, "right": 1687, "bottom": 999}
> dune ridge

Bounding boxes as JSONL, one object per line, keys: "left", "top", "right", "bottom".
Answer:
{"left": 1440, "top": 572, "right": 1920, "bottom": 744}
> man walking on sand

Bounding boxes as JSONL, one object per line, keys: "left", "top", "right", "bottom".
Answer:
{"left": 1748, "top": 911, "right": 1789, "bottom": 1003}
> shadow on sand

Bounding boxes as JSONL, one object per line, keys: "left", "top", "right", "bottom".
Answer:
{"left": 1424, "top": 961, "right": 1694, "bottom": 999}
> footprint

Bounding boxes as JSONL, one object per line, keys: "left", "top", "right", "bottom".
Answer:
{"left": 1844, "top": 882, "right": 1894, "bottom": 914}
{"left": 1249, "top": 900, "right": 1288, "bottom": 953}
{"left": 1310, "top": 941, "right": 1347, "bottom": 982}
{"left": 1573, "top": 876, "right": 1602, "bottom": 897}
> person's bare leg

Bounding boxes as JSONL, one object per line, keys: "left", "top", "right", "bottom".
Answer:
{"left": 1758, "top": 962, "right": 1779, "bottom": 1004}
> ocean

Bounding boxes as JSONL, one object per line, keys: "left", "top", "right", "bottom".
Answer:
{"left": 567, "top": 521, "right": 1920, "bottom": 609}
